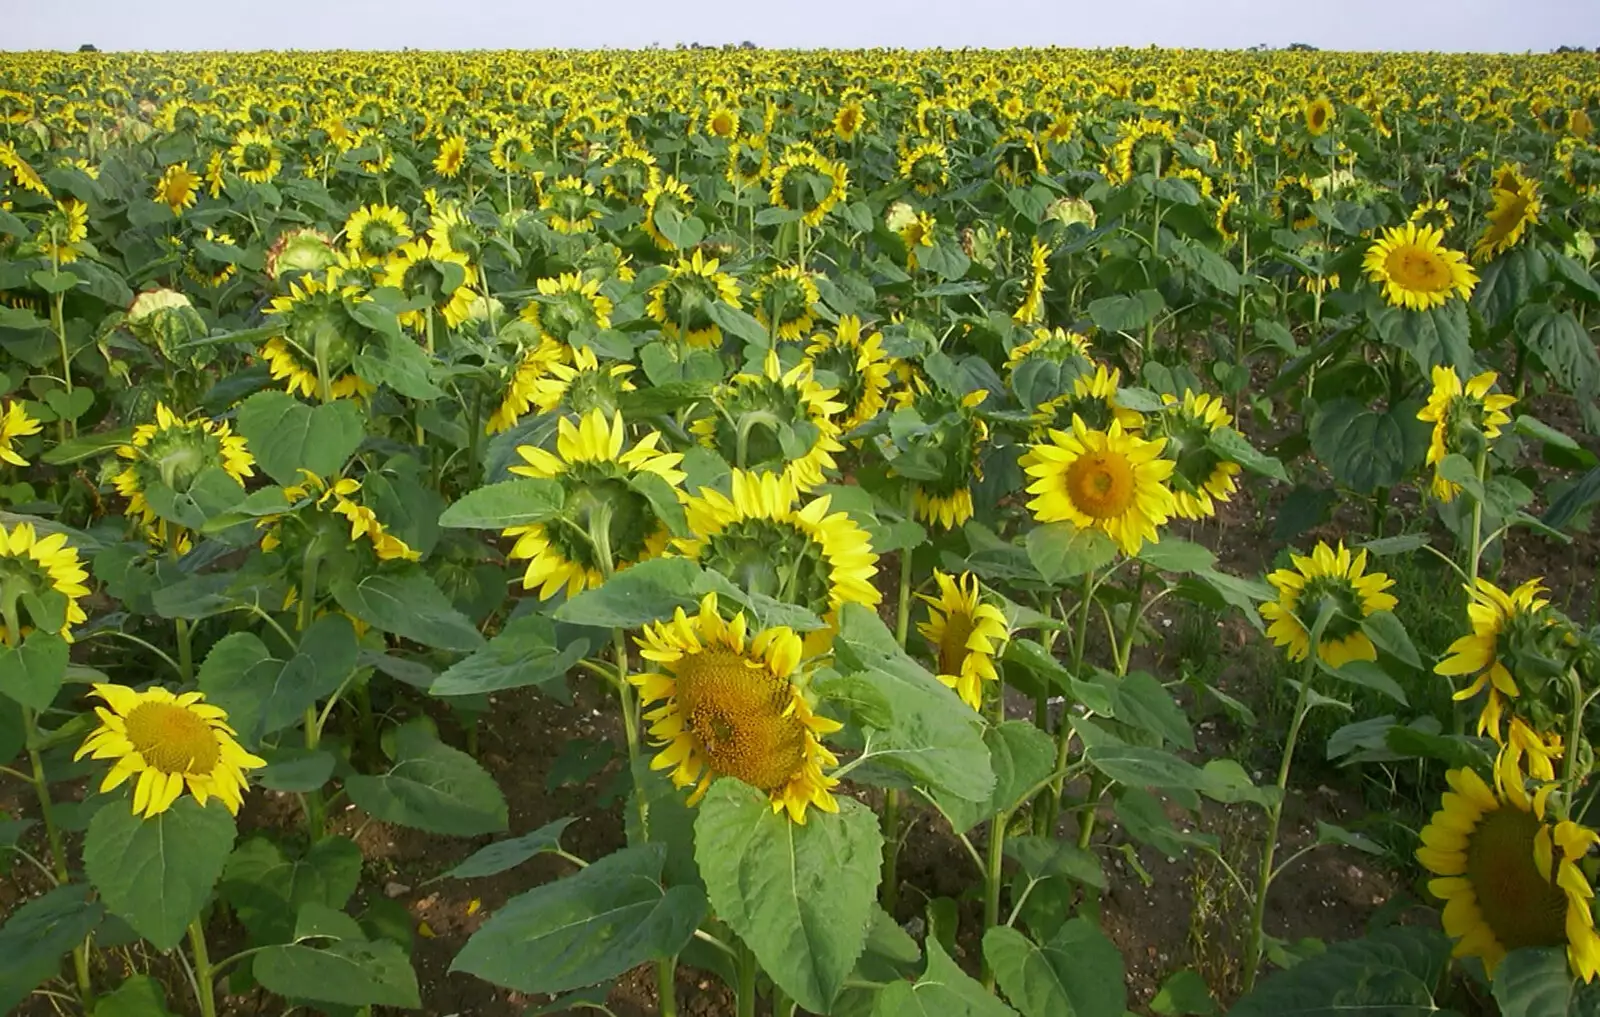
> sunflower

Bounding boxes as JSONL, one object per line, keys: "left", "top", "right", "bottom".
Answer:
{"left": 0, "top": 141, "right": 51, "bottom": 198}
{"left": 0, "top": 522, "right": 90, "bottom": 642}
{"left": 642, "top": 175, "right": 694, "bottom": 251}
{"left": 1214, "top": 191, "right": 1243, "bottom": 247}
{"left": 705, "top": 106, "right": 740, "bottom": 140}
{"left": 1474, "top": 169, "right": 1541, "bottom": 263}
{"left": 1364, "top": 222, "right": 1478, "bottom": 311}
{"left": 526, "top": 344, "right": 637, "bottom": 418}
{"left": 426, "top": 199, "right": 479, "bottom": 260}
{"left": 185, "top": 228, "right": 239, "bottom": 288}
{"left": 0, "top": 400, "right": 42, "bottom": 467}
{"left": 1416, "top": 366, "right": 1516, "bottom": 503}
{"left": 1417, "top": 760, "right": 1600, "bottom": 981}
{"left": 490, "top": 128, "right": 534, "bottom": 174}
{"left": 1107, "top": 117, "right": 1176, "bottom": 184}
{"left": 1409, "top": 198, "right": 1457, "bottom": 233}
{"left": 37, "top": 199, "right": 88, "bottom": 265}
{"left": 1025, "top": 417, "right": 1175, "bottom": 556}
{"left": 228, "top": 128, "right": 280, "bottom": 184}
{"left": 1005, "top": 327, "right": 1094, "bottom": 377}
{"left": 520, "top": 272, "right": 613, "bottom": 344}
{"left": 540, "top": 176, "right": 601, "bottom": 234}
{"left": 1304, "top": 96, "right": 1335, "bottom": 136}
{"left": 203, "top": 150, "right": 225, "bottom": 199}
{"left": 918, "top": 570, "right": 1009, "bottom": 711}
{"left": 504, "top": 409, "right": 684, "bottom": 600}
{"left": 898, "top": 209, "right": 937, "bottom": 271}
{"left": 898, "top": 139, "right": 949, "bottom": 195}
{"left": 433, "top": 135, "right": 467, "bottom": 178}
{"left": 803, "top": 315, "right": 893, "bottom": 433}
{"left": 1437, "top": 577, "right": 1556, "bottom": 740}
{"left": 381, "top": 237, "right": 476, "bottom": 330}
{"left": 677, "top": 470, "right": 880, "bottom": 653}
{"left": 1259, "top": 542, "right": 1398, "bottom": 667}
{"left": 154, "top": 163, "right": 200, "bottom": 214}
{"left": 1013, "top": 238, "right": 1051, "bottom": 324}
{"left": 113, "top": 402, "right": 256, "bottom": 538}
{"left": 751, "top": 265, "right": 821, "bottom": 341}
{"left": 1145, "top": 390, "right": 1242, "bottom": 520}
{"left": 833, "top": 101, "right": 866, "bottom": 143}
{"left": 646, "top": 250, "right": 743, "bottom": 347}
{"left": 262, "top": 267, "right": 374, "bottom": 401}
{"left": 487, "top": 337, "right": 569, "bottom": 434}
{"left": 75, "top": 685, "right": 264, "bottom": 819}
{"left": 254, "top": 472, "right": 412, "bottom": 562}
{"left": 691, "top": 349, "right": 845, "bottom": 492}
{"left": 604, "top": 140, "right": 660, "bottom": 201}
{"left": 631, "top": 592, "right": 841, "bottom": 823}
{"left": 769, "top": 149, "right": 848, "bottom": 228}
{"left": 1028, "top": 363, "right": 1143, "bottom": 439}
{"left": 725, "top": 137, "right": 770, "bottom": 189}
{"left": 892, "top": 383, "right": 990, "bottom": 531}
{"left": 343, "top": 203, "right": 412, "bottom": 263}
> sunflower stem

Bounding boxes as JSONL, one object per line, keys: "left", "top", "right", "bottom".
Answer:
{"left": 735, "top": 940, "right": 758, "bottom": 1017}
{"left": 981, "top": 807, "right": 1010, "bottom": 991}
{"left": 1466, "top": 445, "right": 1489, "bottom": 587}
{"left": 174, "top": 617, "right": 194, "bottom": 684}
{"left": 656, "top": 956, "right": 679, "bottom": 1017}
{"left": 50, "top": 285, "right": 74, "bottom": 441}
{"left": 1564, "top": 668, "right": 1585, "bottom": 808}
{"left": 1242, "top": 655, "right": 1316, "bottom": 993}
{"left": 188, "top": 918, "right": 218, "bottom": 1017}
{"left": 25, "top": 703, "right": 95, "bottom": 1005}
{"left": 613, "top": 627, "right": 647, "bottom": 835}
{"left": 1044, "top": 569, "right": 1096, "bottom": 835}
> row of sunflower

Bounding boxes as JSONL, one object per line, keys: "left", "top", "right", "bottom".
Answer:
{"left": 0, "top": 46, "right": 1598, "bottom": 1017}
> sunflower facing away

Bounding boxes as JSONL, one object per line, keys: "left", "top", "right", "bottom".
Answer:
{"left": 520, "top": 272, "right": 614, "bottom": 345}
{"left": 642, "top": 175, "right": 695, "bottom": 251}
{"left": 803, "top": 315, "right": 893, "bottom": 434}
{"left": 1417, "top": 760, "right": 1600, "bottom": 981}
{"left": 113, "top": 402, "right": 256, "bottom": 535}
{"left": 504, "top": 409, "right": 685, "bottom": 600}
{"left": 918, "top": 570, "right": 1009, "bottom": 711}
{"left": 0, "top": 400, "right": 42, "bottom": 467}
{"left": 343, "top": 203, "right": 412, "bottom": 263}
{"left": 1474, "top": 166, "right": 1542, "bottom": 263}
{"left": 381, "top": 237, "right": 476, "bottom": 330}
{"left": 76, "top": 684, "right": 265, "bottom": 819}
{"left": 631, "top": 592, "right": 841, "bottom": 823}
{"left": 1260, "top": 542, "right": 1398, "bottom": 667}
{"left": 769, "top": 149, "right": 848, "bottom": 228}
{"left": 0, "top": 522, "right": 90, "bottom": 642}
{"left": 1025, "top": 417, "right": 1176, "bottom": 556}
{"left": 751, "top": 266, "right": 821, "bottom": 342}
{"left": 1417, "top": 366, "right": 1516, "bottom": 503}
{"left": 1364, "top": 222, "right": 1478, "bottom": 311}
{"left": 526, "top": 344, "right": 637, "bottom": 418}
{"left": 541, "top": 176, "right": 602, "bottom": 234}
{"left": 646, "top": 250, "right": 743, "bottom": 347}
{"left": 1436, "top": 577, "right": 1557, "bottom": 740}
{"left": 1147, "top": 390, "right": 1243, "bottom": 521}
{"left": 487, "top": 338, "right": 569, "bottom": 434}
{"left": 1005, "top": 327, "right": 1093, "bottom": 377}
{"left": 690, "top": 349, "right": 845, "bottom": 492}
{"left": 892, "top": 382, "right": 991, "bottom": 531}
{"left": 258, "top": 472, "right": 419, "bottom": 563}
{"left": 228, "top": 128, "right": 280, "bottom": 184}
{"left": 1028, "top": 362, "right": 1144, "bottom": 440}
{"left": 1013, "top": 238, "right": 1051, "bottom": 324}
{"left": 262, "top": 266, "right": 374, "bottom": 401}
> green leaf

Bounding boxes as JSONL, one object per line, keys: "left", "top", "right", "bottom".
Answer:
{"left": 1207, "top": 426, "right": 1288, "bottom": 482}
{"left": 235, "top": 391, "right": 365, "bottom": 486}
{"left": 1105, "top": 670, "right": 1195, "bottom": 750}
{"left": 254, "top": 931, "right": 420, "bottom": 1008}
{"left": 1151, "top": 969, "right": 1217, "bottom": 1015}
{"left": 1517, "top": 414, "right": 1581, "bottom": 451}
{"left": 431, "top": 613, "right": 585, "bottom": 697}
{"left": 829, "top": 604, "right": 994, "bottom": 802}
{"left": 1518, "top": 305, "right": 1600, "bottom": 394}
{"left": 450, "top": 843, "right": 706, "bottom": 994}
{"left": 195, "top": 632, "right": 279, "bottom": 749}
{"left": 0, "top": 885, "right": 105, "bottom": 1014}
{"left": 1172, "top": 237, "right": 1241, "bottom": 296}
{"left": 92, "top": 974, "right": 178, "bottom": 1017}
{"left": 1084, "top": 741, "right": 1209, "bottom": 792}
{"left": 1360, "top": 611, "right": 1421, "bottom": 669}
{"left": 256, "top": 614, "right": 359, "bottom": 737}
{"left": 696, "top": 781, "right": 883, "bottom": 1013}
{"left": 936, "top": 721, "right": 1055, "bottom": 833}
{"left": 441, "top": 817, "right": 576, "bottom": 880}
{"left": 344, "top": 719, "right": 508, "bottom": 836}
{"left": 331, "top": 567, "right": 484, "bottom": 651}
{"left": 1136, "top": 538, "right": 1215, "bottom": 573}
{"left": 706, "top": 300, "right": 770, "bottom": 346}
{"left": 1229, "top": 925, "right": 1451, "bottom": 1017}
{"left": 1309, "top": 397, "right": 1429, "bottom": 494}
{"left": 1316, "top": 657, "right": 1409, "bottom": 706}
{"left": 352, "top": 325, "right": 444, "bottom": 400}
{"left": 1026, "top": 523, "right": 1118, "bottom": 584}
{"left": 1492, "top": 947, "right": 1572, "bottom": 1017}
{"left": 0, "top": 630, "right": 68, "bottom": 711}
{"left": 41, "top": 426, "right": 136, "bottom": 466}
{"left": 552, "top": 556, "right": 704, "bottom": 628}
{"left": 1372, "top": 302, "right": 1474, "bottom": 373}
{"left": 220, "top": 836, "right": 362, "bottom": 945}
{"left": 256, "top": 748, "right": 337, "bottom": 793}
{"left": 1314, "top": 820, "right": 1383, "bottom": 856}
{"left": 83, "top": 797, "right": 236, "bottom": 951}
{"left": 873, "top": 936, "right": 1018, "bottom": 1017}
{"left": 437, "top": 478, "right": 565, "bottom": 529}
{"left": 1088, "top": 290, "right": 1164, "bottom": 333}
{"left": 1005, "top": 837, "right": 1106, "bottom": 890}
{"left": 984, "top": 921, "right": 1125, "bottom": 1017}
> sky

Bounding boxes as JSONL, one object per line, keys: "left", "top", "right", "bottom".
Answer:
{"left": 3, "top": 0, "right": 1593, "bottom": 53}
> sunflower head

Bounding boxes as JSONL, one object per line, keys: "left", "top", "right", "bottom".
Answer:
{"left": 1416, "top": 367, "right": 1517, "bottom": 502}
{"left": 264, "top": 228, "right": 338, "bottom": 283}
{"left": 1028, "top": 362, "right": 1142, "bottom": 439}
{"left": 1305, "top": 96, "right": 1335, "bottom": 136}
{"left": 1417, "top": 759, "right": 1600, "bottom": 981}
{"left": 1012, "top": 238, "right": 1051, "bottom": 324}
{"left": 1024, "top": 416, "right": 1175, "bottom": 555}
{"left": 833, "top": 101, "right": 865, "bottom": 142}
{"left": 1142, "top": 390, "right": 1241, "bottom": 521}
{"left": 1437, "top": 577, "right": 1572, "bottom": 741}
{"left": 522, "top": 272, "right": 613, "bottom": 345}
{"left": 726, "top": 137, "right": 770, "bottom": 189}
{"left": 642, "top": 175, "right": 694, "bottom": 251}
{"left": 263, "top": 266, "right": 373, "bottom": 399}
{"left": 692, "top": 350, "right": 846, "bottom": 493}
{"left": 1259, "top": 542, "right": 1397, "bottom": 667}
{"left": 112, "top": 403, "right": 255, "bottom": 537}
{"left": 769, "top": 150, "right": 848, "bottom": 228}
{"left": 228, "top": 127, "right": 280, "bottom": 184}
{"left": 154, "top": 162, "right": 200, "bottom": 214}
{"left": 917, "top": 570, "right": 1009, "bottom": 711}
{"left": 1364, "top": 222, "right": 1478, "bottom": 311}
{"left": 76, "top": 684, "right": 266, "bottom": 819}
{"left": 380, "top": 237, "right": 476, "bottom": 330}
{"left": 0, "top": 400, "right": 42, "bottom": 468}
{"left": 631, "top": 592, "right": 841, "bottom": 823}
{"left": 751, "top": 266, "right": 821, "bottom": 342}
{"left": 646, "top": 250, "right": 742, "bottom": 347}
{"left": 0, "top": 522, "right": 90, "bottom": 642}
{"left": 259, "top": 472, "right": 419, "bottom": 564}
{"left": 898, "top": 140, "right": 949, "bottom": 195}
{"left": 525, "top": 345, "right": 637, "bottom": 418}
{"left": 606, "top": 140, "right": 660, "bottom": 201}
{"left": 803, "top": 315, "right": 893, "bottom": 434}
{"left": 541, "top": 176, "right": 601, "bottom": 234}
{"left": 434, "top": 135, "right": 468, "bottom": 178}
{"left": 893, "top": 383, "right": 990, "bottom": 531}
{"left": 504, "top": 409, "right": 684, "bottom": 600}
{"left": 343, "top": 203, "right": 412, "bottom": 262}
{"left": 1474, "top": 172, "right": 1541, "bottom": 263}
{"left": 1006, "top": 327, "right": 1094, "bottom": 378}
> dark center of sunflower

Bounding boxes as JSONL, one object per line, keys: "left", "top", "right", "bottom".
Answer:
{"left": 1489, "top": 193, "right": 1532, "bottom": 238}
{"left": 938, "top": 610, "right": 976, "bottom": 676}
{"left": 1467, "top": 807, "right": 1569, "bottom": 952}
{"left": 1065, "top": 450, "right": 1136, "bottom": 519}
{"left": 673, "top": 649, "right": 808, "bottom": 792}
{"left": 125, "top": 701, "right": 220, "bottom": 775}
{"left": 701, "top": 519, "right": 832, "bottom": 614}
{"left": 710, "top": 113, "right": 736, "bottom": 137}
{"left": 1387, "top": 245, "right": 1452, "bottom": 291}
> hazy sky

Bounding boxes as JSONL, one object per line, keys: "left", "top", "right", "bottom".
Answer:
{"left": 4, "top": 0, "right": 1592, "bottom": 53}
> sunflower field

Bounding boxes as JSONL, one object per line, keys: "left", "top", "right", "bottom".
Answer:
{"left": 1, "top": 44, "right": 1599, "bottom": 1017}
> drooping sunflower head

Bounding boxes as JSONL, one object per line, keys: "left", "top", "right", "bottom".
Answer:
{"left": 1271, "top": 173, "right": 1321, "bottom": 231}
{"left": 521, "top": 272, "right": 613, "bottom": 345}
{"left": 504, "top": 409, "right": 683, "bottom": 600}
{"left": 1144, "top": 390, "right": 1242, "bottom": 521}
{"left": 803, "top": 314, "right": 893, "bottom": 434}
{"left": 691, "top": 349, "right": 845, "bottom": 492}
{"left": 1012, "top": 237, "right": 1051, "bottom": 324}
{"left": 751, "top": 265, "right": 821, "bottom": 342}
{"left": 1437, "top": 577, "right": 1569, "bottom": 740}
{"left": 1416, "top": 366, "right": 1517, "bottom": 503}
{"left": 262, "top": 266, "right": 373, "bottom": 400}
{"left": 76, "top": 684, "right": 266, "bottom": 819}
{"left": 1474, "top": 170, "right": 1541, "bottom": 263}
{"left": 1028, "top": 362, "right": 1143, "bottom": 440}
{"left": 112, "top": 402, "right": 256, "bottom": 536}
{"left": 525, "top": 344, "right": 637, "bottom": 418}
{"left": 769, "top": 149, "right": 848, "bottom": 228}
{"left": 1214, "top": 191, "right": 1246, "bottom": 247}
{"left": 1005, "top": 327, "right": 1094, "bottom": 378}
{"left": 1364, "top": 222, "right": 1478, "bottom": 311}
{"left": 380, "top": 237, "right": 476, "bottom": 330}
{"left": 228, "top": 127, "right": 280, "bottom": 184}
{"left": 256, "top": 471, "right": 416, "bottom": 563}
{"left": 1305, "top": 96, "right": 1335, "bottom": 136}
{"left": 343, "top": 203, "right": 412, "bottom": 263}
{"left": 1409, "top": 198, "right": 1457, "bottom": 234}
{"left": 897, "top": 208, "right": 938, "bottom": 270}
{"left": 646, "top": 250, "right": 742, "bottom": 348}
{"left": 1025, "top": 416, "right": 1176, "bottom": 556}
{"left": 1259, "top": 542, "right": 1398, "bottom": 667}
{"left": 726, "top": 136, "right": 770, "bottom": 189}
{"left": 486, "top": 337, "right": 570, "bottom": 434}
{"left": 898, "top": 139, "right": 949, "bottom": 195}
{"left": 490, "top": 128, "right": 534, "bottom": 174}
{"left": 36, "top": 198, "right": 88, "bottom": 265}
{"left": 1107, "top": 117, "right": 1176, "bottom": 184}
{"left": 642, "top": 175, "right": 694, "bottom": 251}
{"left": 540, "top": 176, "right": 601, "bottom": 235}
{"left": 434, "top": 135, "right": 468, "bottom": 179}
{"left": 631, "top": 592, "right": 841, "bottom": 823}
{"left": 264, "top": 228, "right": 338, "bottom": 283}
{"left": 154, "top": 162, "right": 200, "bottom": 214}
{"left": 0, "top": 522, "right": 90, "bottom": 642}
{"left": 896, "top": 384, "right": 990, "bottom": 531}
{"left": 1417, "top": 760, "right": 1600, "bottom": 981}
{"left": 917, "top": 570, "right": 1009, "bottom": 712}
{"left": 605, "top": 140, "right": 660, "bottom": 201}
{"left": 677, "top": 470, "right": 880, "bottom": 649}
